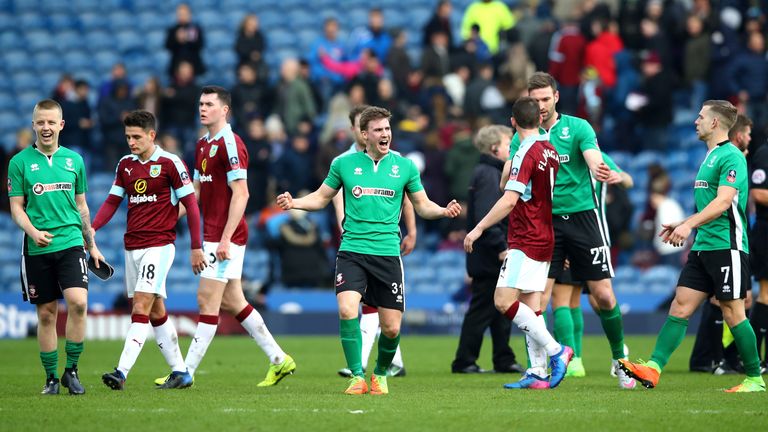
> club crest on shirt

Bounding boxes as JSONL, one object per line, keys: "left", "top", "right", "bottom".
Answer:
{"left": 209, "top": 145, "right": 218, "bottom": 157}
{"left": 65, "top": 158, "right": 74, "bottom": 171}
{"left": 389, "top": 164, "right": 400, "bottom": 178}
{"left": 559, "top": 127, "right": 570, "bottom": 139}
{"left": 727, "top": 169, "right": 736, "bottom": 183}
{"left": 149, "top": 164, "right": 161, "bottom": 178}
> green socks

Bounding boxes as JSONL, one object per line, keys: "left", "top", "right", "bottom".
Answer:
{"left": 65, "top": 340, "right": 83, "bottom": 369}
{"left": 649, "top": 315, "right": 688, "bottom": 370}
{"left": 339, "top": 318, "right": 364, "bottom": 377}
{"left": 570, "top": 306, "right": 584, "bottom": 357}
{"left": 553, "top": 307, "right": 576, "bottom": 349}
{"left": 730, "top": 319, "right": 762, "bottom": 378}
{"left": 598, "top": 305, "right": 626, "bottom": 360}
{"left": 40, "top": 350, "right": 58, "bottom": 379}
{"left": 374, "top": 333, "right": 400, "bottom": 376}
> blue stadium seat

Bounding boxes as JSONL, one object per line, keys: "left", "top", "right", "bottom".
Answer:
{"left": 48, "top": 13, "right": 79, "bottom": 32}
{"left": 144, "top": 29, "right": 166, "bottom": 49}
{"left": 38, "top": 0, "right": 71, "bottom": 13}
{"left": 0, "top": 93, "right": 14, "bottom": 111}
{"left": 287, "top": 10, "right": 316, "bottom": 30}
{"left": 226, "top": 10, "right": 247, "bottom": 28}
{"left": 296, "top": 29, "right": 319, "bottom": 51}
{"left": 79, "top": 13, "right": 108, "bottom": 31}
{"left": 84, "top": 30, "right": 116, "bottom": 51}
{"left": 0, "top": 28, "right": 19, "bottom": 50}
{"left": 24, "top": 30, "right": 56, "bottom": 50}
{"left": 109, "top": 11, "right": 137, "bottom": 32}
{"left": 56, "top": 30, "right": 87, "bottom": 51}
{"left": 64, "top": 51, "right": 92, "bottom": 72}
{"left": 207, "top": 29, "right": 233, "bottom": 51}
{"left": 268, "top": 29, "right": 295, "bottom": 49}
{"left": 72, "top": 0, "right": 103, "bottom": 13}
{"left": 115, "top": 30, "right": 144, "bottom": 52}
{"left": 18, "top": 12, "right": 48, "bottom": 30}
{"left": 4, "top": 50, "right": 33, "bottom": 73}
{"left": 0, "top": 111, "right": 20, "bottom": 131}
{"left": 93, "top": 50, "right": 122, "bottom": 74}
{"left": 11, "top": 73, "right": 40, "bottom": 92}
{"left": 347, "top": 9, "right": 369, "bottom": 29}
{"left": 135, "top": 12, "right": 171, "bottom": 32}
{"left": 33, "top": 53, "right": 61, "bottom": 71}
{"left": 257, "top": 11, "right": 282, "bottom": 30}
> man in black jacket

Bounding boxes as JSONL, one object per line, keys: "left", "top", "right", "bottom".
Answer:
{"left": 452, "top": 125, "right": 523, "bottom": 374}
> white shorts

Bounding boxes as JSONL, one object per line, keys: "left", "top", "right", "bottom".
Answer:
{"left": 124, "top": 244, "right": 175, "bottom": 299}
{"left": 496, "top": 249, "right": 550, "bottom": 293}
{"left": 200, "top": 241, "right": 246, "bottom": 282}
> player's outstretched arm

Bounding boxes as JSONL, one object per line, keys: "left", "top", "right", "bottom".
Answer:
{"left": 216, "top": 179, "right": 249, "bottom": 261}
{"left": 662, "top": 185, "right": 737, "bottom": 247}
{"left": 500, "top": 160, "right": 512, "bottom": 191}
{"left": 407, "top": 190, "right": 462, "bottom": 220}
{"left": 76, "top": 193, "right": 104, "bottom": 263}
{"left": 277, "top": 184, "right": 337, "bottom": 212}
{"left": 464, "top": 190, "right": 520, "bottom": 253}
{"left": 400, "top": 195, "right": 417, "bottom": 256}
{"left": 583, "top": 149, "right": 610, "bottom": 182}
{"left": 331, "top": 188, "right": 345, "bottom": 232}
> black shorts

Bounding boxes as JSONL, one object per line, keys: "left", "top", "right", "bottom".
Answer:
{"left": 554, "top": 266, "right": 589, "bottom": 294}
{"left": 21, "top": 246, "right": 89, "bottom": 305}
{"left": 749, "top": 219, "right": 768, "bottom": 281}
{"left": 335, "top": 251, "right": 404, "bottom": 311}
{"left": 550, "top": 209, "right": 613, "bottom": 282}
{"left": 678, "top": 250, "right": 750, "bottom": 301}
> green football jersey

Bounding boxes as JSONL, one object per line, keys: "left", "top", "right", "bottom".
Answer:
{"left": 509, "top": 114, "right": 600, "bottom": 215}
{"left": 692, "top": 142, "right": 749, "bottom": 252}
{"left": 7, "top": 145, "right": 88, "bottom": 255}
{"left": 324, "top": 151, "right": 424, "bottom": 256}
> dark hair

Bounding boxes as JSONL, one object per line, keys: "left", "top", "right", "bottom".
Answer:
{"left": 359, "top": 106, "right": 392, "bottom": 132}
{"left": 512, "top": 97, "right": 540, "bottom": 129}
{"left": 33, "top": 99, "right": 62, "bottom": 116}
{"left": 528, "top": 71, "right": 558, "bottom": 92}
{"left": 729, "top": 113, "right": 753, "bottom": 139}
{"left": 703, "top": 100, "right": 738, "bottom": 131}
{"left": 201, "top": 85, "right": 231, "bottom": 108}
{"left": 348, "top": 104, "right": 371, "bottom": 126}
{"left": 123, "top": 110, "right": 157, "bottom": 131}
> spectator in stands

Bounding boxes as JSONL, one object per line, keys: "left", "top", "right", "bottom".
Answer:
{"left": 348, "top": 8, "right": 392, "bottom": 62}
{"left": 165, "top": 3, "right": 205, "bottom": 79}
{"left": 627, "top": 51, "right": 675, "bottom": 152}
{"left": 728, "top": 32, "right": 768, "bottom": 136}
{"left": 275, "top": 59, "right": 318, "bottom": 136}
{"left": 452, "top": 124, "right": 523, "bottom": 374}
{"left": 548, "top": 19, "right": 586, "bottom": 116}
{"left": 231, "top": 63, "right": 272, "bottom": 133}
{"left": 460, "top": 0, "right": 515, "bottom": 55}
{"left": 443, "top": 65, "right": 471, "bottom": 116}
{"left": 265, "top": 114, "right": 288, "bottom": 163}
{"left": 386, "top": 29, "right": 415, "bottom": 103}
{"left": 98, "top": 81, "right": 137, "bottom": 169}
{"left": 423, "top": 0, "right": 454, "bottom": 50}
{"left": 1, "top": 128, "right": 33, "bottom": 213}
{"left": 683, "top": 14, "right": 710, "bottom": 115}
{"left": 98, "top": 63, "right": 131, "bottom": 101}
{"left": 59, "top": 80, "right": 93, "bottom": 153}
{"left": 157, "top": 133, "right": 182, "bottom": 158}
{"left": 497, "top": 41, "right": 535, "bottom": 107}
{"left": 276, "top": 203, "right": 332, "bottom": 288}
{"left": 243, "top": 117, "right": 272, "bottom": 217}
{"left": 463, "top": 62, "right": 495, "bottom": 123}
{"left": 309, "top": 17, "right": 346, "bottom": 104}
{"left": 320, "top": 48, "right": 384, "bottom": 83}
{"left": 583, "top": 16, "right": 623, "bottom": 123}
{"left": 274, "top": 134, "right": 315, "bottom": 197}
{"left": 51, "top": 75, "right": 75, "bottom": 104}
{"left": 235, "top": 14, "right": 265, "bottom": 69}
{"left": 135, "top": 77, "right": 162, "bottom": 120}
{"left": 648, "top": 168, "right": 685, "bottom": 267}
{"left": 161, "top": 61, "right": 201, "bottom": 159}
{"left": 421, "top": 31, "right": 452, "bottom": 89}
{"left": 444, "top": 125, "right": 479, "bottom": 203}
{"left": 376, "top": 79, "right": 406, "bottom": 123}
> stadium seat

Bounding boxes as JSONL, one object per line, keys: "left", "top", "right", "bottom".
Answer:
{"left": 79, "top": 13, "right": 108, "bottom": 31}
{"left": 0, "top": 93, "right": 14, "bottom": 111}
{"left": 4, "top": 51, "right": 33, "bottom": 73}
{"left": 115, "top": 30, "right": 144, "bottom": 52}
{"left": 11, "top": 73, "right": 41, "bottom": 92}
{"left": 257, "top": 11, "right": 282, "bottom": 30}
{"left": 0, "top": 28, "right": 19, "bottom": 51}
{"left": 17, "top": 12, "right": 48, "bottom": 30}
{"left": 268, "top": 29, "right": 295, "bottom": 49}
{"left": 286, "top": 10, "right": 316, "bottom": 30}
{"left": 84, "top": 30, "right": 116, "bottom": 51}
{"left": 207, "top": 29, "right": 233, "bottom": 51}
{"left": 93, "top": 50, "right": 121, "bottom": 73}
{"left": 24, "top": 30, "right": 56, "bottom": 51}
{"left": 48, "top": 13, "right": 78, "bottom": 32}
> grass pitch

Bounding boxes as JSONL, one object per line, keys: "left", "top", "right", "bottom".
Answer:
{"left": 1, "top": 335, "right": 766, "bottom": 431}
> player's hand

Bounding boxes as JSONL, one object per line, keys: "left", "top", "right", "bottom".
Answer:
{"left": 400, "top": 232, "right": 416, "bottom": 256}
{"left": 595, "top": 162, "right": 611, "bottom": 182}
{"left": 32, "top": 230, "right": 54, "bottom": 247}
{"left": 89, "top": 245, "right": 105, "bottom": 267}
{"left": 216, "top": 239, "right": 231, "bottom": 261}
{"left": 662, "top": 221, "right": 690, "bottom": 247}
{"left": 444, "top": 199, "right": 461, "bottom": 218}
{"left": 464, "top": 227, "right": 482, "bottom": 253}
{"left": 191, "top": 248, "right": 206, "bottom": 274}
{"left": 276, "top": 192, "right": 293, "bottom": 210}
{"left": 606, "top": 170, "right": 623, "bottom": 184}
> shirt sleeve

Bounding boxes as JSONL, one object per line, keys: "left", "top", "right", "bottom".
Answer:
{"left": 576, "top": 119, "right": 599, "bottom": 153}
{"left": 602, "top": 152, "right": 621, "bottom": 172}
{"left": 75, "top": 154, "right": 88, "bottom": 194}
{"left": 405, "top": 158, "right": 424, "bottom": 194}
{"left": 168, "top": 157, "right": 194, "bottom": 199}
{"left": 750, "top": 149, "right": 768, "bottom": 190}
{"left": 719, "top": 151, "right": 747, "bottom": 190}
{"left": 108, "top": 159, "right": 126, "bottom": 198}
{"left": 505, "top": 150, "right": 533, "bottom": 195}
{"left": 7, "top": 157, "right": 24, "bottom": 197}
{"left": 323, "top": 157, "right": 342, "bottom": 190}
{"left": 225, "top": 136, "right": 248, "bottom": 183}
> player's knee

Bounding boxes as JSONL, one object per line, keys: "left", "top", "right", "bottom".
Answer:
{"left": 338, "top": 303, "right": 359, "bottom": 320}
{"left": 720, "top": 301, "right": 746, "bottom": 326}
{"left": 380, "top": 321, "right": 400, "bottom": 338}
{"left": 669, "top": 296, "right": 695, "bottom": 319}
{"left": 68, "top": 300, "right": 88, "bottom": 317}
{"left": 37, "top": 309, "right": 57, "bottom": 327}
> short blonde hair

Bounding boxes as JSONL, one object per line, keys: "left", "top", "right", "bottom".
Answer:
{"left": 33, "top": 99, "right": 63, "bottom": 119}
{"left": 703, "top": 100, "right": 738, "bottom": 131}
{"left": 474, "top": 125, "right": 513, "bottom": 154}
